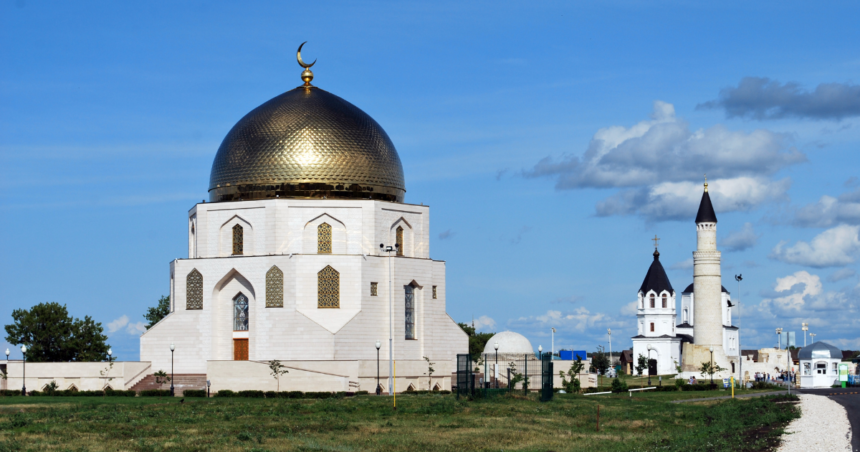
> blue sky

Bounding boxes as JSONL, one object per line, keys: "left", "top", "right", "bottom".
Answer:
{"left": 2, "top": 1, "right": 859, "bottom": 361}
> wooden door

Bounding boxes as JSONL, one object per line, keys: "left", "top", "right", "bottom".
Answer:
{"left": 233, "top": 339, "right": 248, "bottom": 361}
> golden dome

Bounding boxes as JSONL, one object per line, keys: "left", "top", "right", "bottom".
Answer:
{"left": 209, "top": 86, "right": 406, "bottom": 203}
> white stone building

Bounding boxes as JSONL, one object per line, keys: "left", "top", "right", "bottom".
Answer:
{"left": 138, "top": 58, "right": 468, "bottom": 393}
{"left": 798, "top": 342, "right": 843, "bottom": 388}
{"left": 629, "top": 182, "right": 740, "bottom": 378}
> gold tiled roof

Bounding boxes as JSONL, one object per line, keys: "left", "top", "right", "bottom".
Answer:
{"left": 209, "top": 86, "right": 405, "bottom": 202}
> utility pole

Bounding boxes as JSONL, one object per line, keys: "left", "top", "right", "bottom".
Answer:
{"left": 735, "top": 274, "right": 743, "bottom": 387}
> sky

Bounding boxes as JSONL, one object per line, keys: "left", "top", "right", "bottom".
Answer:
{"left": 2, "top": 1, "right": 859, "bottom": 361}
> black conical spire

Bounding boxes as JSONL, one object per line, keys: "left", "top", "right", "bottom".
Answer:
{"left": 695, "top": 179, "right": 717, "bottom": 223}
{"left": 639, "top": 248, "right": 674, "bottom": 295}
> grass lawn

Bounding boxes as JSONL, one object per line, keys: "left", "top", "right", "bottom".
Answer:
{"left": 0, "top": 390, "right": 798, "bottom": 452}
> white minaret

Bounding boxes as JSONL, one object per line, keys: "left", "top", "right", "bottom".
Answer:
{"left": 692, "top": 179, "right": 722, "bottom": 347}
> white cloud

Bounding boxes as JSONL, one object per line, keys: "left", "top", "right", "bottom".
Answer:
{"left": 472, "top": 315, "right": 496, "bottom": 332}
{"left": 510, "top": 307, "right": 616, "bottom": 334}
{"left": 770, "top": 225, "right": 860, "bottom": 268}
{"left": 670, "top": 258, "right": 694, "bottom": 270}
{"left": 793, "top": 189, "right": 860, "bottom": 227}
{"left": 720, "top": 222, "right": 760, "bottom": 252}
{"left": 106, "top": 315, "right": 147, "bottom": 336}
{"left": 827, "top": 268, "right": 857, "bottom": 282}
{"left": 620, "top": 301, "right": 638, "bottom": 316}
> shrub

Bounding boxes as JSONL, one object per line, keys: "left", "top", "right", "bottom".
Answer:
{"left": 237, "top": 390, "right": 264, "bottom": 398}
{"left": 304, "top": 392, "right": 334, "bottom": 399}
{"left": 355, "top": 391, "right": 369, "bottom": 396}
{"left": 29, "top": 390, "right": 42, "bottom": 396}
{"left": 105, "top": 389, "right": 136, "bottom": 397}
{"left": 674, "top": 378, "right": 685, "bottom": 388}
{"left": 286, "top": 391, "right": 303, "bottom": 399}
{"left": 183, "top": 389, "right": 206, "bottom": 398}
{"left": 611, "top": 377, "right": 628, "bottom": 393}
{"left": 215, "top": 390, "right": 235, "bottom": 397}
{"left": 0, "top": 390, "right": 23, "bottom": 396}
{"left": 140, "top": 389, "right": 171, "bottom": 397}
{"left": 264, "top": 391, "right": 278, "bottom": 399}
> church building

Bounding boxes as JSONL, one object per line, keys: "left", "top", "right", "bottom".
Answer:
{"left": 631, "top": 181, "right": 739, "bottom": 377}
{"left": 139, "top": 48, "right": 468, "bottom": 393}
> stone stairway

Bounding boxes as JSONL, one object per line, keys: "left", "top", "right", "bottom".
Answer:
{"left": 129, "top": 374, "right": 207, "bottom": 396}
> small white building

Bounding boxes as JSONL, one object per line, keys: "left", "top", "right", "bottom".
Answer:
{"left": 799, "top": 342, "right": 843, "bottom": 389}
{"left": 631, "top": 249, "right": 683, "bottom": 376}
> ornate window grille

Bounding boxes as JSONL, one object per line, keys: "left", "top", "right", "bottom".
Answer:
{"left": 232, "top": 224, "right": 244, "bottom": 255}
{"left": 396, "top": 226, "right": 404, "bottom": 256}
{"left": 661, "top": 294, "right": 667, "bottom": 308}
{"left": 649, "top": 294, "right": 655, "bottom": 308}
{"left": 186, "top": 269, "right": 203, "bottom": 310}
{"left": 318, "top": 265, "right": 339, "bottom": 308}
{"left": 405, "top": 285, "right": 415, "bottom": 339}
{"left": 234, "top": 293, "right": 249, "bottom": 331}
{"left": 370, "top": 282, "right": 378, "bottom": 296}
{"left": 266, "top": 266, "right": 284, "bottom": 307}
{"left": 318, "top": 223, "right": 332, "bottom": 254}
{"left": 432, "top": 285, "right": 437, "bottom": 299}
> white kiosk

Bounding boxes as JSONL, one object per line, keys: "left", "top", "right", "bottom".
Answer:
{"left": 798, "top": 341, "right": 842, "bottom": 389}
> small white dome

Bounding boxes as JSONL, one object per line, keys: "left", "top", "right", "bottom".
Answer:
{"left": 483, "top": 331, "right": 534, "bottom": 355}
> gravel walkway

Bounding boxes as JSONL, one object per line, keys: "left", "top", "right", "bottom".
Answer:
{"left": 778, "top": 394, "right": 852, "bottom": 451}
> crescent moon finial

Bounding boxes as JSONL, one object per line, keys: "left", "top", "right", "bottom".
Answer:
{"left": 297, "top": 42, "right": 316, "bottom": 87}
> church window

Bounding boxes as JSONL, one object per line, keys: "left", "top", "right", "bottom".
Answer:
{"left": 232, "top": 224, "right": 243, "bottom": 255}
{"left": 661, "top": 294, "right": 667, "bottom": 308}
{"left": 266, "top": 266, "right": 284, "bottom": 308}
{"left": 432, "top": 285, "right": 437, "bottom": 299}
{"left": 405, "top": 285, "right": 415, "bottom": 339}
{"left": 233, "top": 293, "right": 249, "bottom": 331}
{"left": 186, "top": 269, "right": 203, "bottom": 310}
{"left": 318, "top": 265, "right": 339, "bottom": 308}
{"left": 649, "top": 294, "right": 655, "bottom": 308}
{"left": 683, "top": 309, "right": 688, "bottom": 322}
{"left": 396, "top": 226, "right": 404, "bottom": 256}
{"left": 318, "top": 223, "right": 332, "bottom": 254}
{"left": 370, "top": 282, "right": 378, "bottom": 296}
{"left": 650, "top": 323, "right": 655, "bottom": 332}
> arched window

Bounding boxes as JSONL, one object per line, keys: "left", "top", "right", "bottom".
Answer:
{"left": 186, "top": 269, "right": 203, "bottom": 310}
{"left": 683, "top": 309, "right": 688, "bottom": 322}
{"left": 318, "top": 223, "right": 332, "bottom": 254}
{"left": 396, "top": 226, "right": 404, "bottom": 256}
{"left": 649, "top": 294, "right": 655, "bottom": 308}
{"left": 232, "top": 224, "right": 243, "bottom": 255}
{"left": 405, "top": 285, "right": 415, "bottom": 339}
{"left": 233, "top": 293, "right": 249, "bottom": 331}
{"left": 650, "top": 322, "right": 655, "bottom": 332}
{"left": 661, "top": 294, "right": 667, "bottom": 308}
{"left": 266, "top": 266, "right": 284, "bottom": 308}
{"left": 318, "top": 265, "right": 339, "bottom": 308}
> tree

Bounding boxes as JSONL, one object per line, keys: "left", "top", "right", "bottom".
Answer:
{"left": 268, "top": 360, "right": 289, "bottom": 392}
{"left": 559, "top": 356, "right": 585, "bottom": 393}
{"left": 144, "top": 296, "right": 171, "bottom": 330}
{"left": 457, "top": 322, "right": 495, "bottom": 361}
{"left": 590, "top": 346, "right": 610, "bottom": 375}
{"left": 700, "top": 361, "right": 726, "bottom": 385}
{"left": 4, "top": 302, "right": 109, "bottom": 362}
{"left": 636, "top": 354, "right": 648, "bottom": 377}
{"left": 424, "top": 356, "right": 436, "bottom": 390}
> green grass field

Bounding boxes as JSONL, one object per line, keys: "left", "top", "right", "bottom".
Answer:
{"left": 0, "top": 390, "right": 798, "bottom": 452}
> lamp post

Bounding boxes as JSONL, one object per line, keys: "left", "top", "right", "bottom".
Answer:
{"left": 375, "top": 340, "right": 381, "bottom": 395}
{"left": 494, "top": 342, "right": 499, "bottom": 389}
{"left": 809, "top": 333, "right": 816, "bottom": 343}
{"left": 551, "top": 328, "right": 556, "bottom": 359}
{"left": 802, "top": 323, "right": 808, "bottom": 347}
{"left": 21, "top": 345, "right": 27, "bottom": 396}
{"left": 709, "top": 346, "right": 714, "bottom": 387}
{"left": 735, "top": 274, "right": 743, "bottom": 388}
{"left": 776, "top": 328, "right": 783, "bottom": 350}
{"left": 207, "top": 380, "right": 211, "bottom": 398}
{"left": 379, "top": 243, "right": 399, "bottom": 396}
{"left": 169, "top": 343, "right": 175, "bottom": 397}
{"left": 608, "top": 328, "right": 612, "bottom": 373}
{"left": 5, "top": 348, "right": 8, "bottom": 361}
{"left": 647, "top": 345, "right": 654, "bottom": 386}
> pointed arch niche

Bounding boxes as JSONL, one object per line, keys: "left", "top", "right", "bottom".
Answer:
{"left": 212, "top": 269, "right": 256, "bottom": 361}
{"left": 219, "top": 215, "right": 253, "bottom": 257}
{"left": 303, "top": 214, "right": 347, "bottom": 254}
{"left": 390, "top": 218, "right": 413, "bottom": 257}
{"left": 266, "top": 266, "right": 284, "bottom": 308}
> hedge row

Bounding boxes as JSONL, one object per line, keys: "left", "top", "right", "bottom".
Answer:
{"left": 214, "top": 390, "right": 371, "bottom": 399}
{"left": 139, "top": 389, "right": 171, "bottom": 397}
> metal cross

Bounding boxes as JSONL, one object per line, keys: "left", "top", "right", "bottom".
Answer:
{"left": 652, "top": 235, "right": 660, "bottom": 249}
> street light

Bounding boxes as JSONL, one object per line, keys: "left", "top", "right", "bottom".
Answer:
{"left": 379, "top": 243, "right": 399, "bottom": 396}
{"left": 608, "top": 328, "right": 613, "bottom": 373}
{"left": 776, "top": 328, "right": 783, "bottom": 350}
{"left": 802, "top": 323, "right": 808, "bottom": 347}
{"left": 709, "top": 346, "right": 714, "bottom": 387}
{"left": 169, "top": 343, "right": 175, "bottom": 397}
{"left": 551, "top": 328, "right": 556, "bottom": 358}
{"left": 809, "top": 333, "right": 816, "bottom": 343}
{"left": 21, "top": 345, "right": 27, "bottom": 396}
{"left": 4, "top": 348, "right": 8, "bottom": 361}
{"left": 735, "top": 274, "right": 743, "bottom": 388}
{"left": 647, "top": 345, "right": 654, "bottom": 386}
{"left": 494, "top": 342, "right": 499, "bottom": 389}
{"left": 207, "top": 380, "right": 211, "bottom": 398}
{"left": 375, "top": 340, "right": 382, "bottom": 395}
